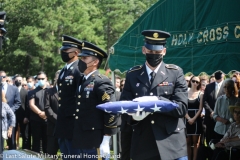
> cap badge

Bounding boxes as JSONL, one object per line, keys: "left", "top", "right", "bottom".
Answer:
{"left": 153, "top": 33, "right": 159, "bottom": 38}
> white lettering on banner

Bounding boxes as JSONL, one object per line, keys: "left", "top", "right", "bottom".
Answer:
{"left": 235, "top": 25, "right": 240, "bottom": 38}
{"left": 169, "top": 24, "right": 240, "bottom": 47}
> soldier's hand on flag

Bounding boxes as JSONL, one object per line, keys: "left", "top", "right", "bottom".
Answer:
{"left": 129, "top": 111, "right": 150, "bottom": 121}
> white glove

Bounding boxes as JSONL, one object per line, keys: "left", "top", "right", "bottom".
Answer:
{"left": 100, "top": 136, "right": 111, "bottom": 158}
{"left": 129, "top": 111, "right": 150, "bottom": 121}
{"left": 133, "top": 96, "right": 158, "bottom": 102}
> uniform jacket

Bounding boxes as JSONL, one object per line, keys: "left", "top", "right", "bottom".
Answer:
{"left": 44, "top": 86, "right": 58, "bottom": 136}
{"left": 5, "top": 84, "right": 21, "bottom": 113}
{"left": 120, "top": 62, "right": 188, "bottom": 160}
{"left": 72, "top": 70, "right": 119, "bottom": 149}
{"left": 55, "top": 60, "right": 82, "bottom": 139}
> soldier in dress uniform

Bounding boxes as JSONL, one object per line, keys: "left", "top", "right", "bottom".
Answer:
{"left": 55, "top": 35, "right": 82, "bottom": 159}
{"left": 120, "top": 30, "right": 188, "bottom": 160}
{"left": 72, "top": 41, "right": 119, "bottom": 160}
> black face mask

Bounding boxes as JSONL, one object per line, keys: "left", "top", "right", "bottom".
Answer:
{"left": 146, "top": 53, "right": 163, "bottom": 67}
{"left": 78, "top": 59, "right": 95, "bottom": 73}
{"left": 15, "top": 81, "right": 21, "bottom": 87}
{"left": 61, "top": 51, "right": 74, "bottom": 62}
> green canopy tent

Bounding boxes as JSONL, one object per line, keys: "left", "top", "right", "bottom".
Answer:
{"left": 109, "top": 0, "right": 240, "bottom": 75}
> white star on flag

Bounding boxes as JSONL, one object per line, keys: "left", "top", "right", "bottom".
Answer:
{"left": 150, "top": 103, "right": 162, "bottom": 112}
{"left": 118, "top": 107, "right": 128, "bottom": 114}
{"left": 134, "top": 104, "right": 144, "bottom": 112}
{"left": 104, "top": 109, "right": 112, "bottom": 113}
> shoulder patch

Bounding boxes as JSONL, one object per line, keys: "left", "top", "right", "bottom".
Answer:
{"left": 128, "top": 65, "right": 142, "bottom": 73}
{"left": 165, "top": 64, "right": 179, "bottom": 70}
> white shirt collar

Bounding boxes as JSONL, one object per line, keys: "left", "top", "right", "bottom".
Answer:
{"left": 84, "top": 70, "right": 97, "bottom": 80}
{"left": 145, "top": 62, "right": 162, "bottom": 79}
{"left": 66, "top": 60, "right": 77, "bottom": 70}
{"left": 215, "top": 80, "right": 223, "bottom": 87}
{"left": 18, "top": 86, "right": 22, "bottom": 92}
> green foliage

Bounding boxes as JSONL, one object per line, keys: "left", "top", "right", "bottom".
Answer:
{"left": 0, "top": 0, "right": 158, "bottom": 79}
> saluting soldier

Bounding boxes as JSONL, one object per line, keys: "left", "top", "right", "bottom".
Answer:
{"left": 120, "top": 30, "right": 188, "bottom": 160}
{"left": 72, "top": 41, "right": 119, "bottom": 159}
{"left": 55, "top": 35, "right": 82, "bottom": 159}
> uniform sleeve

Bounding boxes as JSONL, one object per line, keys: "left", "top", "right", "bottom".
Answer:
{"left": 159, "top": 68, "right": 188, "bottom": 118}
{"left": 96, "top": 78, "right": 119, "bottom": 135}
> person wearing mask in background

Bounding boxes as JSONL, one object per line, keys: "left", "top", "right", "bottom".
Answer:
{"left": 44, "top": 70, "right": 60, "bottom": 156}
{"left": 27, "top": 76, "right": 36, "bottom": 91}
{"left": 120, "top": 30, "right": 188, "bottom": 160}
{"left": 55, "top": 35, "right": 82, "bottom": 159}
{"left": 1, "top": 91, "right": 16, "bottom": 151}
{"left": 209, "top": 75, "right": 215, "bottom": 83}
{"left": 0, "top": 71, "right": 21, "bottom": 150}
{"left": 203, "top": 71, "right": 225, "bottom": 146}
{"left": 14, "top": 74, "right": 29, "bottom": 150}
{"left": 28, "top": 71, "right": 48, "bottom": 153}
{"left": 72, "top": 41, "right": 119, "bottom": 159}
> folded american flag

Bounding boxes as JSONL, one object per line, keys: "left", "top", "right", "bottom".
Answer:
{"left": 96, "top": 100, "right": 179, "bottom": 114}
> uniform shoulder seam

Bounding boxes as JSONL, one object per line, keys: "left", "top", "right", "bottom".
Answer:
{"left": 128, "top": 65, "right": 142, "bottom": 73}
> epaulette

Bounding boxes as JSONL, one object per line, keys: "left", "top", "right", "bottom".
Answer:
{"left": 165, "top": 64, "right": 179, "bottom": 70}
{"left": 128, "top": 65, "right": 142, "bottom": 73}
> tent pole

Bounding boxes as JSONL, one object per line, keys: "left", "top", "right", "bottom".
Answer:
{"left": 111, "top": 71, "right": 118, "bottom": 160}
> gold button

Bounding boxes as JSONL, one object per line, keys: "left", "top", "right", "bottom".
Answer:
{"left": 78, "top": 95, "right": 81, "bottom": 98}
{"left": 73, "top": 114, "right": 75, "bottom": 116}
{"left": 60, "top": 83, "right": 62, "bottom": 86}
{"left": 59, "top": 97, "right": 61, "bottom": 100}
{"left": 151, "top": 113, "right": 153, "bottom": 115}
{"left": 75, "top": 116, "right": 78, "bottom": 119}
{"left": 92, "top": 128, "right": 94, "bottom": 130}
{"left": 150, "top": 92, "right": 153, "bottom": 95}
{"left": 133, "top": 129, "right": 134, "bottom": 132}
{"left": 151, "top": 120, "right": 154, "bottom": 124}
{"left": 78, "top": 102, "right": 80, "bottom": 105}
{"left": 59, "top": 104, "right": 61, "bottom": 107}
{"left": 136, "top": 93, "right": 138, "bottom": 96}
{"left": 59, "top": 90, "right": 61, "bottom": 93}
{"left": 67, "top": 84, "right": 69, "bottom": 85}
{"left": 76, "top": 109, "right": 79, "bottom": 112}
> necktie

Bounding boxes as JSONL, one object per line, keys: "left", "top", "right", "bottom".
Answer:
{"left": 82, "top": 77, "right": 86, "bottom": 84}
{"left": 215, "top": 83, "right": 220, "bottom": 98}
{"left": 61, "top": 67, "right": 67, "bottom": 79}
{"left": 150, "top": 72, "right": 156, "bottom": 84}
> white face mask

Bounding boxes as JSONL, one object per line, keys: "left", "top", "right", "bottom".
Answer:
{"left": 27, "top": 82, "right": 33, "bottom": 88}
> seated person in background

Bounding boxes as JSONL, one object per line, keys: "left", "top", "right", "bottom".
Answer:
{"left": 210, "top": 101, "right": 240, "bottom": 160}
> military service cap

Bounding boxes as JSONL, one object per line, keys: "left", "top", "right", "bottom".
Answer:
{"left": 78, "top": 41, "right": 108, "bottom": 60}
{"left": 141, "top": 30, "right": 170, "bottom": 51}
{"left": 60, "top": 35, "right": 82, "bottom": 50}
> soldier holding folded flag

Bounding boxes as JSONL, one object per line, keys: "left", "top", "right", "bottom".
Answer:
{"left": 120, "top": 30, "right": 188, "bottom": 160}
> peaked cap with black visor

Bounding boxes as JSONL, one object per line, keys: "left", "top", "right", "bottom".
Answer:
{"left": 141, "top": 30, "right": 171, "bottom": 51}
{"left": 60, "top": 35, "right": 82, "bottom": 51}
{"left": 78, "top": 41, "right": 108, "bottom": 60}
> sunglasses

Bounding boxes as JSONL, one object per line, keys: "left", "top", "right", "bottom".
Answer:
{"left": 234, "top": 111, "right": 240, "bottom": 115}
{"left": 37, "top": 78, "right": 45, "bottom": 80}
{"left": 22, "top": 84, "right": 27, "bottom": 87}
{"left": 223, "top": 86, "right": 228, "bottom": 88}
{"left": 191, "top": 80, "right": 199, "bottom": 84}
{"left": 186, "top": 80, "right": 189, "bottom": 82}
{"left": 0, "top": 76, "right": 6, "bottom": 78}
